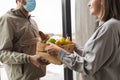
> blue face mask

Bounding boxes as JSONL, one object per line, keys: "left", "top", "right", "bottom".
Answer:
{"left": 23, "top": 0, "right": 36, "bottom": 12}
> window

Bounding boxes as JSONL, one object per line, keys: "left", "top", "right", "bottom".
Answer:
{"left": 32, "top": 0, "right": 64, "bottom": 80}
{"left": 32, "top": 0, "right": 62, "bottom": 34}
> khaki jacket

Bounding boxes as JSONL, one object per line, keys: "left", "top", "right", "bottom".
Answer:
{"left": 58, "top": 18, "right": 120, "bottom": 80}
{"left": 0, "top": 9, "right": 46, "bottom": 80}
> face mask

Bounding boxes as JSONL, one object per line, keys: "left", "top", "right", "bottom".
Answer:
{"left": 23, "top": 0, "right": 36, "bottom": 12}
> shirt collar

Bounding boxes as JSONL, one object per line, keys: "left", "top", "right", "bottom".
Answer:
{"left": 99, "top": 21, "right": 105, "bottom": 27}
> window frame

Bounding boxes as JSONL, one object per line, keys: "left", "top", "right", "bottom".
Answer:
{"left": 62, "top": 0, "right": 73, "bottom": 80}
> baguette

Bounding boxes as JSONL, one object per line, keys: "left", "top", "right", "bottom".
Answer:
{"left": 39, "top": 31, "right": 49, "bottom": 43}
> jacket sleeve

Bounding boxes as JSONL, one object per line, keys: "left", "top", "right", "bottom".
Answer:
{"left": 0, "top": 16, "right": 29, "bottom": 64}
{"left": 58, "top": 24, "right": 115, "bottom": 75}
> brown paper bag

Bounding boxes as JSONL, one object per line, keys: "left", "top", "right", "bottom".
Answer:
{"left": 61, "top": 44, "right": 75, "bottom": 53}
{"left": 36, "top": 42, "right": 62, "bottom": 65}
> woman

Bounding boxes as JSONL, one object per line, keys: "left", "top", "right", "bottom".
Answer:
{"left": 45, "top": 0, "right": 120, "bottom": 80}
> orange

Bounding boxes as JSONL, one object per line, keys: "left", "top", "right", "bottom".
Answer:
{"left": 65, "top": 39, "right": 72, "bottom": 44}
{"left": 55, "top": 40, "right": 61, "bottom": 46}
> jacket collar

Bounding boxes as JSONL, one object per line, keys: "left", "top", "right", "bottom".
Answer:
{"left": 9, "top": 8, "right": 31, "bottom": 19}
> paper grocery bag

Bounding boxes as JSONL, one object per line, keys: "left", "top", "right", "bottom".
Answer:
{"left": 36, "top": 42, "right": 62, "bottom": 65}
{"left": 61, "top": 44, "right": 75, "bottom": 53}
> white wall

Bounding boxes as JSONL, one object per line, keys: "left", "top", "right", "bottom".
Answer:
{"left": 75, "top": 0, "right": 96, "bottom": 47}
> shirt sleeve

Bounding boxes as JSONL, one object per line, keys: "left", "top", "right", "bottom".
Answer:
{"left": 57, "top": 24, "right": 115, "bottom": 75}
{"left": 58, "top": 49, "right": 85, "bottom": 74}
{"left": 0, "top": 16, "right": 29, "bottom": 64}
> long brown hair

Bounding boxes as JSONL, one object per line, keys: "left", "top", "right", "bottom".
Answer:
{"left": 99, "top": 0, "right": 120, "bottom": 21}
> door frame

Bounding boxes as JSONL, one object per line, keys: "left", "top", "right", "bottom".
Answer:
{"left": 62, "top": 0, "right": 73, "bottom": 80}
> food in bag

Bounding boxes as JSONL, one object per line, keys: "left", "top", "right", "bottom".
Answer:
{"left": 36, "top": 31, "right": 75, "bottom": 65}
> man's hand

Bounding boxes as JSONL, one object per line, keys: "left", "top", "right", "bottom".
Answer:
{"left": 29, "top": 55, "right": 50, "bottom": 68}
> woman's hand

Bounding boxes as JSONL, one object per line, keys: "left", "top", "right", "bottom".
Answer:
{"left": 29, "top": 55, "right": 50, "bottom": 68}
{"left": 45, "top": 42, "right": 62, "bottom": 56}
